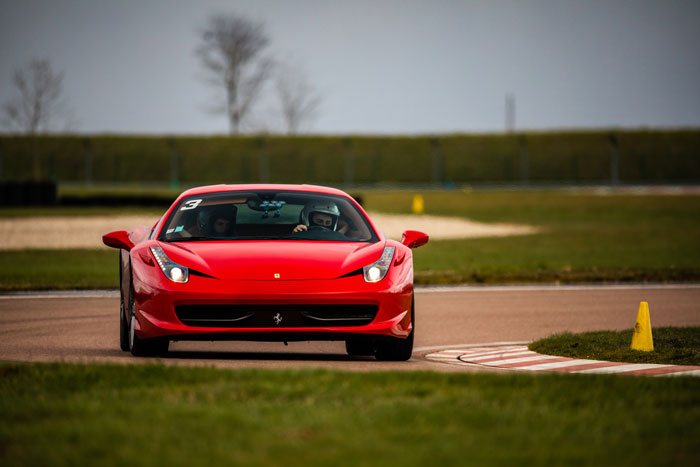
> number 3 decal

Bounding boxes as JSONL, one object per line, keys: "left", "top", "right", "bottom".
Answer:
{"left": 180, "top": 199, "right": 202, "bottom": 211}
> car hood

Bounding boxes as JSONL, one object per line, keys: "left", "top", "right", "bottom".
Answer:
{"left": 159, "top": 240, "right": 386, "bottom": 280}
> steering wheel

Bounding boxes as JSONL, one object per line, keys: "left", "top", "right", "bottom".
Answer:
{"left": 307, "top": 225, "right": 330, "bottom": 231}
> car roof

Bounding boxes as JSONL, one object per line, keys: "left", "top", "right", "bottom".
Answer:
{"left": 177, "top": 184, "right": 351, "bottom": 199}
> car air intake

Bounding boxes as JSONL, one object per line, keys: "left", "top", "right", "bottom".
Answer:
{"left": 175, "top": 304, "right": 378, "bottom": 328}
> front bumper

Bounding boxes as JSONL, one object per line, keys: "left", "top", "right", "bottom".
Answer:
{"left": 132, "top": 270, "right": 413, "bottom": 342}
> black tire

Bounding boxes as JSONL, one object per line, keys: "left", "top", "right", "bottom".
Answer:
{"left": 345, "top": 338, "right": 375, "bottom": 356}
{"left": 128, "top": 279, "right": 169, "bottom": 357}
{"left": 375, "top": 296, "right": 414, "bottom": 361}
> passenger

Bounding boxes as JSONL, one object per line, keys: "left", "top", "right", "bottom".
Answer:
{"left": 200, "top": 205, "right": 237, "bottom": 237}
{"left": 211, "top": 216, "right": 233, "bottom": 236}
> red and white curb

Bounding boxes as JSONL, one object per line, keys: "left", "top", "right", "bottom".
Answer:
{"left": 425, "top": 345, "right": 700, "bottom": 376}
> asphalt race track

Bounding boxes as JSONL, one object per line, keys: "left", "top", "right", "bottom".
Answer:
{"left": 1, "top": 284, "right": 699, "bottom": 373}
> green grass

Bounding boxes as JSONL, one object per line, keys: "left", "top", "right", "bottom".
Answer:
{"left": 364, "top": 190, "right": 700, "bottom": 283}
{"left": 0, "top": 250, "right": 117, "bottom": 290}
{"left": 1, "top": 190, "right": 699, "bottom": 289}
{"left": 530, "top": 327, "right": 700, "bottom": 366}
{"left": 1, "top": 363, "right": 699, "bottom": 466}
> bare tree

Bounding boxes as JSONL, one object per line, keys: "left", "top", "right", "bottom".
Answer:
{"left": 197, "top": 13, "right": 273, "bottom": 134}
{"left": 1, "top": 59, "right": 71, "bottom": 134}
{"left": 276, "top": 61, "right": 321, "bottom": 134}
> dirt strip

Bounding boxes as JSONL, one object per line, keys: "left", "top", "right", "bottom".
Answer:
{"left": 0, "top": 212, "right": 538, "bottom": 250}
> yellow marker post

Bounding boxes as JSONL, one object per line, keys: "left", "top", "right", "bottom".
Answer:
{"left": 412, "top": 194, "right": 424, "bottom": 214}
{"left": 630, "top": 301, "right": 654, "bottom": 352}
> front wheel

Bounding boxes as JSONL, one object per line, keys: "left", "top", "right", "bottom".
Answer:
{"left": 128, "top": 280, "right": 169, "bottom": 357}
{"left": 375, "top": 296, "right": 414, "bottom": 361}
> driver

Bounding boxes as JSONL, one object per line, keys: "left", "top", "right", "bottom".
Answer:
{"left": 293, "top": 201, "right": 340, "bottom": 233}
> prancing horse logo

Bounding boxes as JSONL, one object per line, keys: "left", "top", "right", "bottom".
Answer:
{"left": 273, "top": 313, "right": 283, "bottom": 325}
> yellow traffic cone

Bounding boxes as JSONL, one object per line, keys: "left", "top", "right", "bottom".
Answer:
{"left": 412, "top": 195, "right": 424, "bottom": 214}
{"left": 630, "top": 301, "right": 654, "bottom": 352}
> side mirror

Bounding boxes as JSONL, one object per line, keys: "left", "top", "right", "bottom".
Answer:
{"left": 401, "top": 230, "right": 429, "bottom": 249}
{"left": 102, "top": 230, "right": 135, "bottom": 251}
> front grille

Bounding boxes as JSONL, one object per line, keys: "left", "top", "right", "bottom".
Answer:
{"left": 175, "top": 304, "right": 378, "bottom": 328}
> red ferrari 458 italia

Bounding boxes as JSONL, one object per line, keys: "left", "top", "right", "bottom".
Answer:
{"left": 103, "top": 184, "right": 428, "bottom": 360}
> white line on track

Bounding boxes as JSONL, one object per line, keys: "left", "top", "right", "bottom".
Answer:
{"left": 416, "top": 283, "right": 700, "bottom": 293}
{"left": 462, "top": 354, "right": 558, "bottom": 366}
{"left": 517, "top": 359, "right": 601, "bottom": 371}
{"left": 464, "top": 350, "right": 536, "bottom": 362}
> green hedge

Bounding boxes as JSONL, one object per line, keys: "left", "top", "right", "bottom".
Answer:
{"left": 1, "top": 130, "right": 699, "bottom": 185}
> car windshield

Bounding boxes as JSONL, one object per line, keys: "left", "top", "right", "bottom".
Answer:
{"left": 158, "top": 190, "right": 378, "bottom": 243}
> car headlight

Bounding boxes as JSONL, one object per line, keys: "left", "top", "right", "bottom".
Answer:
{"left": 363, "top": 246, "right": 395, "bottom": 283}
{"left": 150, "top": 246, "right": 189, "bottom": 283}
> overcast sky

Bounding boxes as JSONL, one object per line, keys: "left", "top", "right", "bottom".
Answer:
{"left": 1, "top": 0, "right": 699, "bottom": 135}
